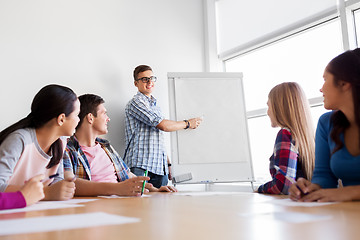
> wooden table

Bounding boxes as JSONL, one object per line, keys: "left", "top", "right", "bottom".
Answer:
{"left": 0, "top": 192, "right": 359, "bottom": 240}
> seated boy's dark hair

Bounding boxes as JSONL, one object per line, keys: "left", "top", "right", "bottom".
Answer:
{"left": 77, "top": 94, "right": 105, "bottom": 129}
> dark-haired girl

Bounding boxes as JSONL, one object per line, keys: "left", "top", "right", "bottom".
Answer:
{"left": 0, "top": 84, "right": 79, "bottom": 200}
{"left": 290, "top": 48, "right": 360, "bottom": 202}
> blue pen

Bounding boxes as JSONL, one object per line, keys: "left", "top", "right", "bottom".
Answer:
{"left": 274, "top": 165, "right": 307, "bottom": 195}
{"left": 41, "top": 173, "right": 59, "bottom": 182}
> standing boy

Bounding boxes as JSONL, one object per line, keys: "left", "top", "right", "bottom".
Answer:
{"left": 124, "top": 65, "right": 202, "bottom": 188}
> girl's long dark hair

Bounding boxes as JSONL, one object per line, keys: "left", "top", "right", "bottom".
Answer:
{"left": 326, "top": 48, "right": 360, "bottom": 153}
{"left": 0, "top": 84, "right": 77, "bottom": 168}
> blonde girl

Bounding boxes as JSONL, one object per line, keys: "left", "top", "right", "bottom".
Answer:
{"left": 257, "top": 82, "right": 315, "bottom": 194}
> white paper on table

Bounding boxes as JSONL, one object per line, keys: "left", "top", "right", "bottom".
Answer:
{"left": 270, "top": 198, "right": 337, "bottom": 207}
{"left": 98, "top": 194, "right": 151, "bottom": 198}
{"left": 172, "top": 191, "right": 251, "bottom": 196}
{"left": 50, "top": 199, "right": 98, "bottom": 204}
{"left": 0, "top": 201, "right": 84, "bottom": 215}
{"left": 0, "top": 212, "right": 140, "bottom": 236}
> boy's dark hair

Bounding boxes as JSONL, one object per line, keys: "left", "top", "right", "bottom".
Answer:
{"left": 133, "top": 65, "right": 152, "bottom": 81}
{"left": 77, "top": 94, "right": 105, "bottom": 129}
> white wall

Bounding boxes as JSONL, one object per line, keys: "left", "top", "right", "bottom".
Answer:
{"left": 0, "top": 0, "right": 205, "bottom": 155}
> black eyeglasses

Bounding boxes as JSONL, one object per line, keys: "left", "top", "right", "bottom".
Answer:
{"left": 136, "top": 76, "right": 157, "bottom": 83}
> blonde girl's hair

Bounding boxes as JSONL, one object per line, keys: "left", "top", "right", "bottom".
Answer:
{"left": 268, "top": 82, "right": 315, "bottom": 180}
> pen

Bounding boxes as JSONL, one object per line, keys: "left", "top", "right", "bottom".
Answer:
{"left": 274, "top": 165, "right": 307, "bottom": 195}
{"left": 141, "top": 170, "right": 148, "bottom": 196}
{"left": 41, "top": 173, "right": 59, "bottom": 182}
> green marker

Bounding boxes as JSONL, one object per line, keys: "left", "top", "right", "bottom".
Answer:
{"left": 141, "top": 170, "right": 148, "bottom": 196}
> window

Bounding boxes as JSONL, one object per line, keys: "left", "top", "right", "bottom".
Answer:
{"left": 225, "top": 20, "right": 342, "bottom": 182}
{"left": 225, "top": 20, "right": 342, "bottom": 112}
{"left": 355, "top": 8, "right": 360, "bottom": 46}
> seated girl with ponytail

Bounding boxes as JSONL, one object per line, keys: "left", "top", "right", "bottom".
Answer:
{"left": 0, "top": 84, "right": 80, "bottom": 200}
{"left": 289, "top": 48, "right": 360, "bottom": 202}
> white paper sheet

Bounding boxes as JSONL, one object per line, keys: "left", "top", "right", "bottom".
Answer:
{"left": 0, "top": 212, "right": 140, "bottom": 235}
{"left": 51, "top": 198, "right": 98, "bottom": 204}
{"left": 0, "top": 201, "right": 84, "bottom": 215}
{"left": 98, "top": 194, "right": 151, "bottom": 198}
{"left": 270, "top": 198, "right": 336, "bottom": 207}
{"left": 172, "top": 191, "right": 252, "bottom": 196}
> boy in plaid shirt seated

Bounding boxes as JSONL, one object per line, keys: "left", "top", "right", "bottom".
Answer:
{"left": 63, "top": 94, "right": 176, "bottom": 196}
